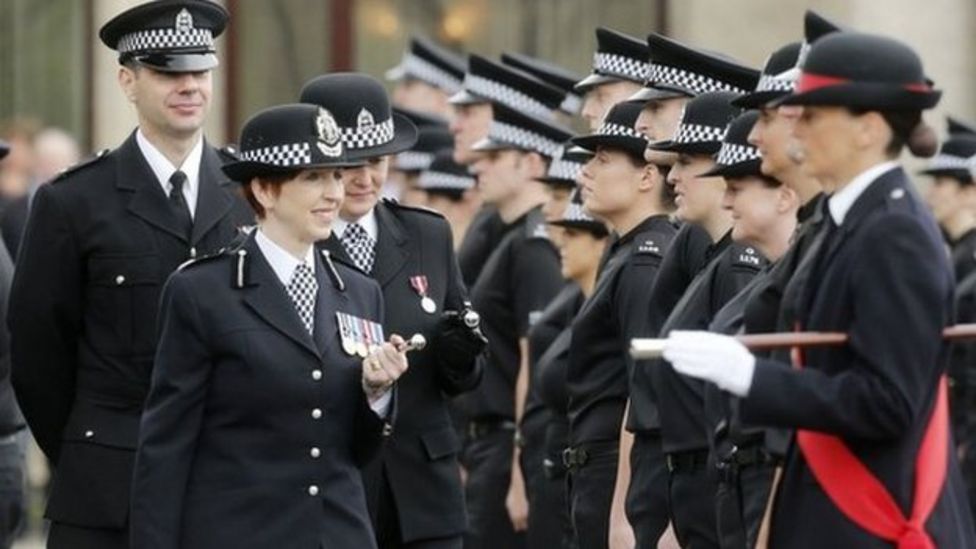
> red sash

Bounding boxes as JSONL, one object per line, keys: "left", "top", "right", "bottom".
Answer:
{"left": 791, "top": 329, "right": 948, "bottom": 549}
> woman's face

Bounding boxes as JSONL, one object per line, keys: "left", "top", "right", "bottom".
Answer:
{"left": 558, "top": 227, "right": 606, "bottom": 282}
{"left": 579, "top": 147, "right": 644, "bottom": 220}
{"left": 340, "top": 156, "right": 390, "bottom": 220}
{"left": 750, "top": 106, "right": 802, "bottom": 179}
{"left": 925, "top": 175, "right": 973, "bottom": 225}
{"left": 792, "top": 106, "right": 861, "bottom": 187}
{"left": 668, "top": 153, "right": 724, "bottom": 224}
{"left": 723, "top": 176, "right": 791, "bottom": 246}
{"left": 256, "top": 168, "right": 345, "bottom": 246}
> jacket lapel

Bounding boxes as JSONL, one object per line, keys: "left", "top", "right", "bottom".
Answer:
{"left": 190, "top": 143, "right": 234, "bottom": 245}
{"left": 118, "top": 132, "right": 189, "bottom": 242}
{"left": 241, "top": 237, "right": 321, "bottom": 359}
{"left": 371, "top": 203, "right": 409, "bottom": 287}
{"left": 317, "top": 235, "right": 354, "bottom": 265}
{"left": 312, "top": 250, "right": 347, "bottom": 355}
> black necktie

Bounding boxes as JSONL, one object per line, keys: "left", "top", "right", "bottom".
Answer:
{"left": 168, "top": 170, "right": 193, "bottom": 241}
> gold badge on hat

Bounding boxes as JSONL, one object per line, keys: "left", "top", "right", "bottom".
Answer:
{"left": 175, "top": 8, "right": 194, "bottom": 33}
{"left": 316, "top": 108, "right": 343, "bottom": 157}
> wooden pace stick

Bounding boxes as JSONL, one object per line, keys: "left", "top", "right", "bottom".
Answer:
{"left": 629, "top": 323, "right": 976, "bottom": 360}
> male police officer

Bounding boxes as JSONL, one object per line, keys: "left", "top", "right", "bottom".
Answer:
{"left": 9, "top": 2, "right": 252, "bottom": 547}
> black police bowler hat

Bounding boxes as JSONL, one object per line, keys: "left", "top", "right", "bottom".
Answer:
{"left": 549, "top": 188, "right": 609, "bottom": 237}
{"left": 0, "top": 140, "right": 8, "bottom": 161}
{"left": 535, "top": 141, "right": 586, "bottom": 189}
{"left": 394, "top": 125, "right": 454, "bottom": 173}
{"left": 572, "top": 101, "right": 649, "bottom": 159}
{"left": 918, "top": 125, "right": 976, "bottom": 183}
{"left": 222, "top": 104, "right": 364, "bottom": 183}
{"left": 699, "top": 111, "right": 762, "bottom": 179}
{"left": 650, "top": 91, "right": 743, "bottom": 156}
{"left": 777, "top": 33, "right": 941, "bottom": 111}
{"left": 300, "top": 73, "right": 419, "bottom": 161}
{"left": 418, "top": 148, "right": 476, "bottom": 199}
{"left": 99, "top": 0, "right": 228, "bottom": 72}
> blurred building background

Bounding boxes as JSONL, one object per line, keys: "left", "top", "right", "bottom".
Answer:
{"left": 1, "top": 0, "right": 974, "bottom": 152}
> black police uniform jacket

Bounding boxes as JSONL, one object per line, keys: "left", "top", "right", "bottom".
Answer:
{"left": 742, "top": 168, "right": 976, "bottom": 548}
{"left": 131, "top": 234, "right": 387, "bottom": 549}
{"left": 319, "top": 199, "right": 481, "bottom": 542}
{"left": 8, "top": 132, "right": 253, "bottom": 531}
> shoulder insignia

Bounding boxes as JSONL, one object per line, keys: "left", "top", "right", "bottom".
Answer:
{"left": 733, "top": 245, "right": 764, "bottom": 268}
{"left": 177, "top": 246, "right": 232, "bottom": 272}
{"left": 530, "top": 223, "right": 550, "bottom": 240}
{"left": 217, "top": 144, "right": 240, "bottom": 163}
{"left": 52, "top": 148, "right": 110, "bottom": 183}
{"left": 634, "top": 236, "right": 663, "bottom": 256}
{"left": 380, "top": 197, "right": 446, "bottom": 219}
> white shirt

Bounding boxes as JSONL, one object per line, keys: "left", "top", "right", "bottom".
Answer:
{"left": 332, "top": 208, "right": 379, "bottom": 242}
{"left": 136, "top": 129, "right": 203, "bottom": 219}
{"left": 827, "top": 161, "right": 899, "bottom": 226}
{"left": 254, "top": 229, "right": 392, "bottom": 416}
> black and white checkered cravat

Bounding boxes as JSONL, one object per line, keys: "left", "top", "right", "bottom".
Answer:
{"left": 286, "top": 263, "right": 317, "bottom": 334}
{"left": 341, "top": 223, "right": 376, "bottom": 274}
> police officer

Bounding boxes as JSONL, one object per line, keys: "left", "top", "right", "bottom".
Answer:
{"left": 461, "top": 102, "right": 569, "bottom": 549}
{"left": 300, "top": 73, "right": 485, "bottom": 549}
{"left": 665, "top": 32, "right": 976, "bottom": 548}
{"left": 9, "top": 2, "right": 253, "bottom": 547}
{"left": 646, "top": 91, "right": 767, "bottom": 548}
{"left": 131, "top": 102, "right": 407, "bottom": 549}
{"left": 563, "top": 101, "right": 677, "bottom": 549}
{"left": 536, "top": 190, "right": 610, "bottom": 549}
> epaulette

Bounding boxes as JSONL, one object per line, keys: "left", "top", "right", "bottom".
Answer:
{"left": 381, "top": 197, "right": 446, "bottom": 220}
{"left": 525, "top": 208, "right": 549, "bottom": 240}
{"left": 52, "top": 148, "right": 110, "bottom": 183}
{"left": 217, "top": 144, "right": 241, "bottom": 163}
{"left": 732, "top": 244, "right": 765, "bottom": 269}
{"left": 177, "top": 246, "right": 233, "bottom": 272}
{"left": 633, "top": 233, "right": 665, "bottom": 257}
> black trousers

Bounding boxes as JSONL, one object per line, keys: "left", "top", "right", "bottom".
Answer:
{"left": 625, "top": 433, "right": 670, "bottom": 547}
{"left": 372, "top": 464, "right": 463, "bottom": 549}
{"left": 715, "top": 461, "right": 777, "bottom": 549}
{"left": 521, "top": 412, "right": 568, "bottom": 548}
{"left": 668, "top": 464, "right": 720, "bottom": 549}
{"left": 462, "top": 429, "right": 525, "bottom": 549}
{"left": 47, "top": 522, "right": 128, "bottom": 549}
{"left": 567, "top": 441, "right": 618, "bottom": 549}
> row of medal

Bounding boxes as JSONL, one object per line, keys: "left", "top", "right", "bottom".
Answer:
{"left": 336, "top": 312, "right": 386, "bottom": 358}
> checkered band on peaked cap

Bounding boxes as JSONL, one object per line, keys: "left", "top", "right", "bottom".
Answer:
{"left": 536, "top": 141, "right": 585, "bottom": 187}
{"left": 222, "top": 104, "right": 364, "bottom": 183}
{"left": 699, "top": 111, "right": 764, "bottom": 178}
{"left": 419, "top": 149, "right": 475, "bottom": 194}
{"left": 450, "top": 55, "right": 565, "bottom": 121}
{"left": 549, "top": 188, "right": 609, "bottom": 236}
{"left": 919, "top": 134, "right": 976, "bottom": 181}
{"left": 732, "top": 42, "right": 803, "bottom": 108}
{"left": 472, "top": 102, "right": 573, "bottom": 159}
{"left": 385, "top": 36, "right": 466, "bottom": 94}
{"left": 502, "top": 52, "right": 584, "bottom": 115}
{"left": 99, "top": 0, "right": 228, "bottom": 71}
{"left": 300, "top": 73, "right": 419, "bottom": 160}
{"left": 649, "top": 91, "right": 743, "bottom": 155}
{"left": 644, "top": 34, "right": 759, "bottom": 98}
{"left": 574, "top": 27, "right": 650, "bottom": 92}
{"left": 394, "top": 125, "right": 453, "bottom": 172}
{"left": 777, "top": 32, "right": 941, "bottom": 111}
{"left": 572, "top": 101, "right": 649, "bottom": 158}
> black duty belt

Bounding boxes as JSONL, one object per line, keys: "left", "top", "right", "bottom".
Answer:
{"left": 466, "top": 419, "right": 516, "bottom": 441}
{"left": 715, "top": 443, "right": 780, "bottom": 482}
{"left": 543, "top": 455, "right": 568, "bottom": 479}
{"left": 665, "top": 449, "right": 710, "bottom": 473}
{"left": 562, "top": 440, "right": 618, "bottom": 471}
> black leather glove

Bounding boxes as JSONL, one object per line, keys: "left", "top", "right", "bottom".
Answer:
{"left": 437, "top": 304, "right": 488, "bottom": 361}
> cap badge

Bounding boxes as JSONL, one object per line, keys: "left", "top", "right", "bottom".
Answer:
{"left": 316, "top": 108, "right": 343, "bottom": 157}
{"left": 175, "top": 8, "right": 194, "bottom": 34}
{"left": 357, "top": 109, "right": 376, "bottom": 132}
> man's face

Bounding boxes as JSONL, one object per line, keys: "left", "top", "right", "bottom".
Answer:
{"left": 340, "top": 156, "right": 390, "bottom": 220}
{"left": 643, "top": 97, "right": 687, "bottom": 142}
{"left": 450, "top": 102, "right": 493, "bottom": 165}
{"left": 668, "top": 153, "right": 724, "bottom": 224}
{"left": 750, "top": 105, "right": 802, "bottom": 179}
{"left": 392, "top": 78, "right": 450, "bottom": 118}
{"left": 120, "top": 66, "right": 212, "bottom": 139}
{"left": 470, "top": 149, "right": 522, "bottom": 205}
{"left": 580, "top": 80, "right": 642, "bottom": 130}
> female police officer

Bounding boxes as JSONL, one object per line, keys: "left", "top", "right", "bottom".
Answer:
{"left": 130, "top": 103, "right": 409, "bottom": 549}
{"left": 664, "top": 32, "right": 976, "bottom": 548}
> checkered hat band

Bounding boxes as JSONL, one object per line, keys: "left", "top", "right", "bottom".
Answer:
{"left": 756, "top": 74, "right": 796, "bottom": 93}
{"left": 118, "top": 28, "right": 214, "bottom": 54}
{"left": 419, "top": 171, "right": 475, "bottom": 190}
{"left": 395, "top": 151, "right": 435, "bottom": 171}
{"left": 340, "top": 118, "right": 395, "bottom": 150}
{"left": 488, "top": 121, "right": 561, "bottom": 158}
{"left": 241, "top": 142, "right": 312, "bottom": 167}
{"left": 549, "top": 157, "right": 583, "bottom": 181}
{"left": 928, "top": 154, "right": 975, "bottom": 171}
{"left": 649, "top": 64, "right": 748, "bottom": 95}
{"left": 716, "top": 142, "right": 761, "bottom": 166}
{"left": 598, "top": 121, "right": 647, "bottom": 141}
{"left": 673, "top": 123, "right": 727, "bottom": 145}
{"left": 401, "top": 54, "right": 463, "bottom": 94}
{"left": 561, "top": 201, "right": 597, "bottom": 223}
{"left": 594, "top": 52, "right": 647, "bottom": 83}
{"left": 561, "top": 94, "right": 583, "bottom": 114}
{"left": 465, "top": 75, "right": 553, "bottom": 120}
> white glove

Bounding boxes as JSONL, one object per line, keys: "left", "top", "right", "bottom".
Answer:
{"left": 662, "top": 331, "right": 756, "bottom": 397}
